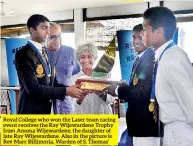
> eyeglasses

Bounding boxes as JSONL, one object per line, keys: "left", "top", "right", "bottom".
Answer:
{"left": 48, "top": 34, "right": 61, "bottom": 40}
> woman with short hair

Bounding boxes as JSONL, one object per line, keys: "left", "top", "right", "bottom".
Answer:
{"left": 74, "top": 43, "right": 116, "bottom": 114}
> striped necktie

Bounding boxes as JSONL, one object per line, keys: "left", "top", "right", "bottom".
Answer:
{"left": 129, "top": 56, "right": 140, "bottom": 85}
{"left": 42, "top": 47, "right": 49, "bottom": 65}
{"left": 133, "top": 56, "right": 139, "bottom": 68}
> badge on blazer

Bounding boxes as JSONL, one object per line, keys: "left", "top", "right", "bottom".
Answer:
{"left": 149, "top": 102, "right": 155, "bottom": 112}
{"left": 133, "top": 74, "right": 138, "bottom": 86}
{"left": 35, "top": 64, "right": 45, "bottom": 78}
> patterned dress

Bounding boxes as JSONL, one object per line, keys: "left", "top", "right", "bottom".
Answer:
{"left": 73, "top": 72, "right": 116, "bottom": 114}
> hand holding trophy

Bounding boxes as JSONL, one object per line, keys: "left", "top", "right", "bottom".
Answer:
{"left": 72, "top": 82, "right": 90, "bottom": 104}
{"left": 66, "top": 84, "right": 88, "bottom": 99}
{"left": 102, "top": 83, "right": 118, "bottom": 96}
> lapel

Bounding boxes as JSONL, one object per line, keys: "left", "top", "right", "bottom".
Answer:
{"left": 130, "top": 48, "right": 151, "bottom": 82}
{"left": 130, "top": 58, "right": 142, "bottom": 83}
{"left": 27, "top": 43, "right": 51, "bottom": 77}
{"left": 132, "top": 56, "right": 143, "bottom": 76}
{"left": 34, "top": 49, "right": 50, "bottom": 77}
{"left": 27, "top": 44, "right": 47, "bottom": 73}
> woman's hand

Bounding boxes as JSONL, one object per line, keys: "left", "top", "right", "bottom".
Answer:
{"left": 76, "top": 96, "right": 85, "bottom": 105}
{"left": 76, "top": 89, "right": 90, "bottom": 105}
{"left": 94, "top": 90, "right": 107, "bottom": 101}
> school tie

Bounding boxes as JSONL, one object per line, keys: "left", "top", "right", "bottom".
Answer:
{"left": 129, "top": 56, "right": 140, "bottom": 85}
{"left": 42, "top": 47, "right": 49, "bottom": 65}
{"left": 133, "top": 56, "right": 139, "bottom": 68}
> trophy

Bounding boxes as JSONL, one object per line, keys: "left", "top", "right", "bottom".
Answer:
{"left": 76, "top": 78, "right": 123, "bottom": 91}
{"left": 76, "top": 36, "right": 123, "bottom": 91}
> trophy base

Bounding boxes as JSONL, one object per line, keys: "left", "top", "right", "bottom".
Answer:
{"left": 76, "top": 78, "right": 122, "bottom": 91}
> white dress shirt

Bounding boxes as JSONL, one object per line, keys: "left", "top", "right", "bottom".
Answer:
{"left": 155, "top": 40, "right": 193, "bottom": 127}
{"left": 29, "top": 40, "right": 50, "bottom": 73}
{"left": 137, "top": 49, "right": 146, "bottom": 58}
{"left": 29, "top": 40, "right": 43, "bottom": 54}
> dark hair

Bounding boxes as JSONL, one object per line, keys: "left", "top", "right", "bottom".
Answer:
{"left": 143, "top": 7, "right": 176, "bottom": 41}
{"left": 133, "top": 24, "right": 143, "bottom": 32}
{"left": 27, "top": 14, "right": 50, "bottom": 31}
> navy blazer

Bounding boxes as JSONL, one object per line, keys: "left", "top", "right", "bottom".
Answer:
{"left": 15, "top": 44, "right": 66, "bottom": 114}
{"left": 118, "top": 48, "right": 161, "bottom": 137}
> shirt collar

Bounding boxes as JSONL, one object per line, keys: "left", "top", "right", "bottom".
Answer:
{"left": 138, "top": 49, "right": 147, "bottom": 58}
{"left": 155, "top": 40, "right": 173, "bottom": 61}
{"left": 29, "top": 40, "right": 43, "bottom": 54}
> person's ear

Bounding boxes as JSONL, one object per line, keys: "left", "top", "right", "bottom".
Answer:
{"left": 29, "top": 27, "right": 36, "bottom": 35}
{"left": 157, "top": 27, "right": 164, "bottom": 39}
